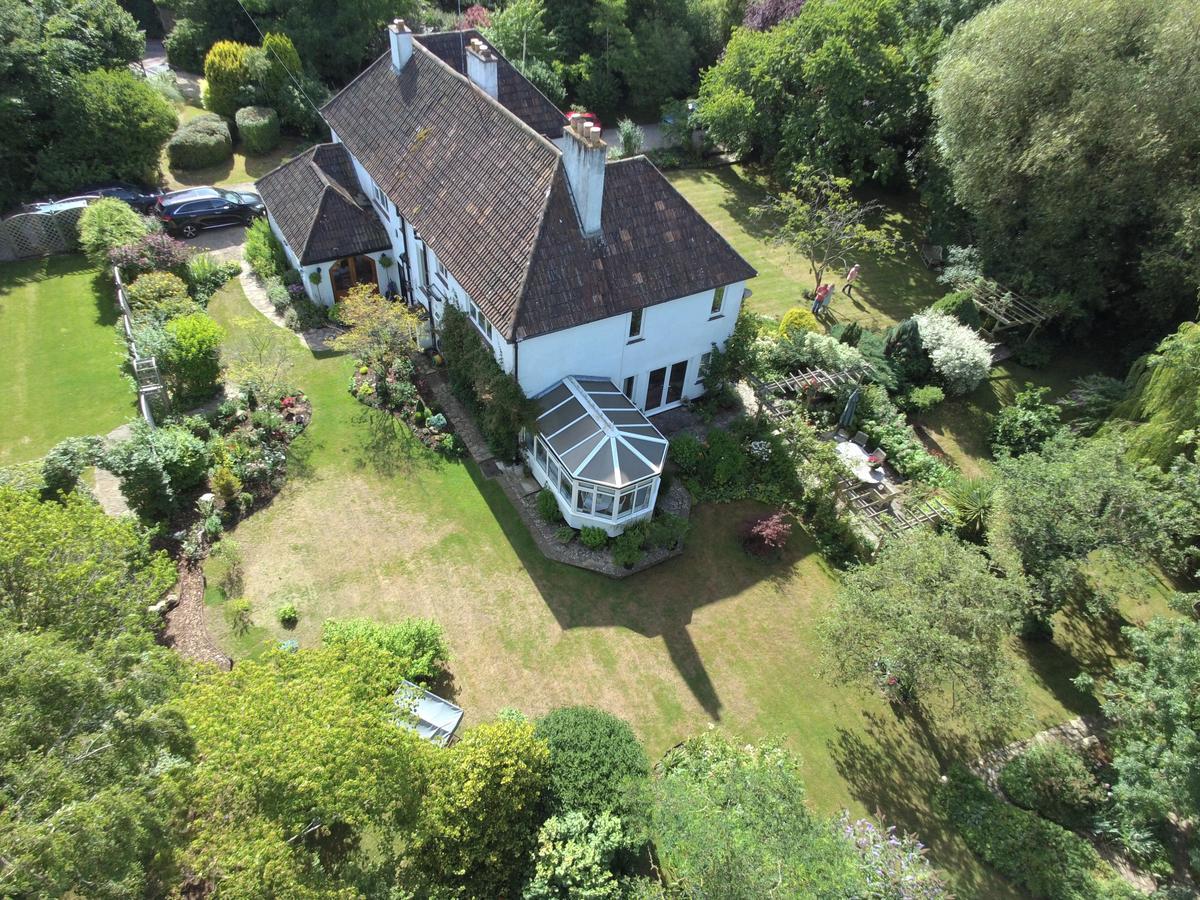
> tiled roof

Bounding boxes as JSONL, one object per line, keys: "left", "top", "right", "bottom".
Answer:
{"left": 415, "top": 31, "right": 567, "bottom": 139}
{"left": 255, "top": 142, "right": 390, "bottom": 265}
{"left": 322, "top": 45, "right": 560, "bottom": 333}
{"left": 515, "top": 158, "right": 757, "bottom": 340}
{"left": 320, "top": 35, "right": 756, "bottom": 342}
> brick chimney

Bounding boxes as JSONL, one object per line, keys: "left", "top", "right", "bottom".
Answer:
{"left": 465, "top": 37, "right": 498, "bottom": 99}
{"left": 561, "top": 118, "right": 606, "bottom": 237}
{"left": 388, "top": 19, "right": 412, "bottom": 73}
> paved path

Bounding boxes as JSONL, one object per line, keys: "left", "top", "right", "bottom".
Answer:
{"left": 92, "top": 423, "right": 134, "bottom": 517}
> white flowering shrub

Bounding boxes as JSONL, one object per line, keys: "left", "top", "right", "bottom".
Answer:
{"left": 753, "top": 329, "right": 871, "bottom": 381}
{"left": 913, "top": 311, "right": 994, "bottom": 396}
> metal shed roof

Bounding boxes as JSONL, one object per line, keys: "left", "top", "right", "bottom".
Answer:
{"left": 395, "top": 680, "right": 463, "bottom": 746}
{"left": 534, "top": 376, "right": 668, "bottom": 488}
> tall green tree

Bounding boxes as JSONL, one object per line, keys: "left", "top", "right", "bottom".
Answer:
{"left": 990, "top": 433, "right": 1165, "bottom": 635}
{"left": 697, "top": 0, "right": 922, "bottom": 184}
{"left": 486, "top": 0, "right": 556, "bottom": 67}
{"left": 819, "top": 528, "right": 1025, "bottom": 723}
{"left": 173, "top": 642, "right": 424, "bottom": 896}
{"left": 402, "top": 719, "right": 549, "bottom": 898}
{"left": 1100, "top": 617, "right": 1200, "bottom": 837}
{"left": 933, "top": 0, "right": 1200, "bottom": 342}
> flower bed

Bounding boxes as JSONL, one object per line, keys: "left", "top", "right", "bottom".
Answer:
{"left": 347, "top": 356, "right": 464, "bottom": 458}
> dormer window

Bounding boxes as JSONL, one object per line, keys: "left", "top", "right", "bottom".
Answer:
{"left": 628, "top": 308, "right": 643, "bottom": 341}
{"left": 710, "top": 285, "right": 725, "bottom": 317}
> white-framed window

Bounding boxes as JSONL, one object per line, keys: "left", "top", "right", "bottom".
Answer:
{"left": 628, "top": 308, "right": 643, "bottom": 341}
{"left": 634, "top": 483, "right": 652, "bottom": 512}
{"left": 547, "top": 456, "right": 561, "bottom": 490}
{"left": 534, "top": 438, "right": 547, "bottom": 470}
{"left": 594, "top": 489, "right": 615, "bottom": 518}
{"left": 575, "top": 486, "right": 594, "bottom": 515}
{"left": 558, "top": 468, "right": 573, "bottom": 501}
{"left": 698, "top": 351, "right": 712, "bottom": 383}
{"left": 622, "top": 375, "right": 635, "bottom": 399}
{"left": 373, "top": 183, "right": 388, "bottom": 212}
{"left": 617, "top": 490, "right": 634, "bottom": 517}
{"left": 470, "top": 301, "right": 493, "bottom": 342}
{"left": 710, "top": 285, "right": 725, "bottom": 316}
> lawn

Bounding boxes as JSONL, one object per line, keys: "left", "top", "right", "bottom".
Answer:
{"left": 205, "top": 281, "right": 1174, "bottom": 898}
{"left": 666, "top": 164, "right": 944, "bottom": 328}
{"left": 162, "top": 100, "right": 312, "bottom": 190}
{"left": 0, "top": 256, "right": 134, "bottom": 466}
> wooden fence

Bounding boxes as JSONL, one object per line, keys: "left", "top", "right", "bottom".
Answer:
{"left": 0, "top": 206, "right": 85, "bottom": 261}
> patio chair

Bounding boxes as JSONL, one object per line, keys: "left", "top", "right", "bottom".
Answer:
{"left": 867, "top": 448, "right": 887, "bottom": 467}
{"left": 851, "top": 431, "right": 868, "bottom": 447}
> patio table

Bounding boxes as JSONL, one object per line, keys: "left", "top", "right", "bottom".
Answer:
{"left": 835, "top": 440, "right": 884, "bottom": 484}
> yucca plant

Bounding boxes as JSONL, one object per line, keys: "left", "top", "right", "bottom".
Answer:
{"left": 946, "top": 475, "right": 995, "bottom": 543}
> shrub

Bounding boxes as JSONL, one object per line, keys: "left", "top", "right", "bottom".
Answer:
{"left": 580, "top": 526, "right": 608, "bottom": 550}
{"left": 210, "top": 537, "right": 244, "bottom": 597}
{"left": 126, "top": 271, "right": 194, "bottom": 318}
{"left": 37, "top": 69, "right": 177, "bottom": 192}
{"left": 946, "top": 475, "right": 995, "bottom": 542}
{"left": 903, "top": 385, "right": 946, "bottom": 414}
{"left": 913, "top": 311, "right": 994, "bottom": 396}
{"left": 104, "top": 421, "right": 210, "bottom": 519}
{"left": 164, "top": 17, "right": 209, "bottom": 71}
{"left": 645, "top": 512, "right": 689, "bottom": 550}
{"left": 244, "top": 217, "right": 287, "bottom": 280}
{"left": 936, "top": 764, "right": 1112, "bottom": 900}
{"left": 79, "top": 198, "right": 149, "bottom": 264}
{"left": 614, "top": 117, "right": 645, "bottom": 158}
{"left": 276, "top": 603, "right": 299, "bottom": 627}
{"left": 209, "top": 465, "right": 242, "bottom": 509}
{"left": 668, "top": 433, "right": 705, "bottom": 476}
{"left": 260, "top": 33, "right": 301, "bottom": 105}
{"left": 235, "top": 106, "right": 280, "bottom": 155}
{"left": 535, "top": 707, "right": 650, "bottom": 827}
{"left": 225, "top": 597, "right": 252, "bottom": 635}
{"left": 991, "top": 384, "right": 1062, "bottom": 457}
{"left": 164, "top": 313, "right": 224, "bottom": 403}
{"left": 537, "top": 488, "right": 563, "bottom": 523}
{"left": 111, "top": 232, "right": 191, "bottom": 280}
{"left": 999, "top": 741, "right": 1105, "bottom": 829}
{"left": 167, "top": 113, "right": 233, "bottom": 170}
{"left": 185, "top": 253, "right": 240, "bottom": 304}
{"left": 203, "top": 41, "right": 253, "bottom": 118}
{"left": 41, "top": 436, "right": 103, "bottom": 500}
{"left": 779, "top": 306, "right": 820, "bottom": 337}
{"left": 611, "top": 529, "right": 646, "bottom": 569}
{"left": 930, "top": 290, "right": 982, "bottom": 330}
{"left": 321, "top": 617, "right": 449, "bottom": 684}
{"left": 741, "top": 510, "right": 792, "bottom": 557}
{"left": 554, "top": 525, "right": 576, "bottom": 545}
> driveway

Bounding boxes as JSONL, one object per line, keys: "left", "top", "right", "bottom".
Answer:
{"left": 601, "top": 122, "right": 668, "bottom": 153}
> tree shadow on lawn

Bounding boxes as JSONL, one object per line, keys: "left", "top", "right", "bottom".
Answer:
{"left": 349, "top": 405, "right": 436, "bottom": 477}
{"left": 469, "top": 464, "right": 817, "bottom": 722}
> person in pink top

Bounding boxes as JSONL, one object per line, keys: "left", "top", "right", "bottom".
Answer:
{"left": 819, "top": 283, "right": 835, "bottom": 313}
{"left": 811, "top": 283, "right": 828, "bottom": 314}
{"left": 842, "top": 263, "right": 861, "bottom": 296}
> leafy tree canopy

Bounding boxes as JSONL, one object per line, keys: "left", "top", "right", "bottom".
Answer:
{"left": 173, "top": 642, "right": 424, "bottom": 896}
{"left": 819, "top": 528, "right": 1025, "bottom": 724}
{"left": 933, "top": 0, "right": 1200, "bottom": 341}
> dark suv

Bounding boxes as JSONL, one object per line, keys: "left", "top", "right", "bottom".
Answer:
{"left": 25, "top": 182, "right": 161, "bottom": 214}
{"left": 154, "top": 187, "right": 265, "bottom": 239}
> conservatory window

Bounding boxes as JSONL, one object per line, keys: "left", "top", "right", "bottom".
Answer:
{"left": 575, "top": 487, "right": 594, "bottom": 515}
{"left": 618, "top": 490, "right": 634, "bottom": 517}
{"left": 634, "top": 483, "right": 652, "bottom": 512}
{"left": 534, "top": 438, "right": 547, "bottom": 470}
{"left": 547, "top": 457, "right": 561, "bottom": 489}
{"left": 558, "top": 469, "right": 573, "bottom": 501}
{"left": 594, "top": 489, "right": 615, "bottom": 519}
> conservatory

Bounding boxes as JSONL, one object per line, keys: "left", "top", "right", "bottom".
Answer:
{"left": 527, "top": 376, "right": 669, "bottom": 536}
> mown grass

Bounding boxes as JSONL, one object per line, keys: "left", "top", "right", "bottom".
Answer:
{"left": 204, "top": 281, "right": 1174, "bottom": 897}
{"left": 0, "top": 256, "right": 134, "bottom": 465}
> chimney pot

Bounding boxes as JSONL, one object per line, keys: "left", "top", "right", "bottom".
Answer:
{"left": 465, "top": 37, "right": 499, "bottom": 99}
{"left": 561, "top": 121, "right": 607, "bottom": 236}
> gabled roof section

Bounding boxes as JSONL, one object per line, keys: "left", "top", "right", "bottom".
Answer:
{"left": 514, "top": 158, "right": 758, "bottom": 341}
{"left": 416, "top": 31, "right": 567, "bottom": 139}
{"left": 322, "top": 44, "right": 560, "bottom": 335}
{"left": 255, "top": 142, "right": 390, "bottom": 265}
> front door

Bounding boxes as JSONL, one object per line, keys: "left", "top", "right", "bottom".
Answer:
{"left": 645, "top": 367, "right": 666, "bottom": 411}
{"left": 330, "top": 255, "right": 378, "bottom": 300}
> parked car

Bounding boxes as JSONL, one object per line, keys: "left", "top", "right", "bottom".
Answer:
{"left": 25, "top": 182, "right": 161, "bottom": 214}
{"left": 566, "top": 110, "right": 603, "bottom": 134}
{"left": 154, "top": 187, "right": 265, "bottom": 239}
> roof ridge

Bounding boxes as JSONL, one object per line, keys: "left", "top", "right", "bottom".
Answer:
{"left": 255, "top": 142, "right": 320, "bottom": 189}
{"left": 299, "top": 189, "right": 336, "bottom": 263}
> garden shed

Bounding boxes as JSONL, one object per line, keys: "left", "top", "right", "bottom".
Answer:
{"left": 395, "top": 680, "right": 463, "bottom": 746}
{"left": 526, "top": 376, "right": 668, "bottom": 535}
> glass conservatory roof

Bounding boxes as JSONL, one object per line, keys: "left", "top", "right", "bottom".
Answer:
{"left": 534, "top": 376, "right": 668, "bottom": 488}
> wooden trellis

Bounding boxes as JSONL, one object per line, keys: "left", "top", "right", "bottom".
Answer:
{"left": 0, "top": 206, "right": 85, "bottom": 261}
{"left": 953, "top": 277, "right": 1051, "bottom": 343}
{"left": 835, "top": 474, "right": 952, "bottom": 540}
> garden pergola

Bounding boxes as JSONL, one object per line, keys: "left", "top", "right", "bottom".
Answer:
{"left": 952, "top": 277, "right": 1052, "bottom": 344}
{"left": 837, "top": 474, "right": 953, "bottom": 540}
{"left": 751, "top": 366, "right": 871, "bottom": 423}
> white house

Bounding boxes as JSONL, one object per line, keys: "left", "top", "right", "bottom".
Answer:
{"left": 256, "top": 22, "right": 755, "bottom": 533}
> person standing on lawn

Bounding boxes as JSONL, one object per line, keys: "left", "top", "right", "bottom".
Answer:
{"left": 820, "top": 283, "right": 836, "bottom": 313}
{"left": 812, "top": 283, "right": 829, "bottom": 314}
{"left": 842, "top": 264, "right": 861, "bottom": 296}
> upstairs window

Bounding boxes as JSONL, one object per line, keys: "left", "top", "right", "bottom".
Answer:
{"left": 628, "top": 308, "right": 643, "bottom": 341}
{"left": 710, "top": 285, "right": 726, "bottom": 317}
{"left": 373, "top": 183, "right": 388, "bottom": 212}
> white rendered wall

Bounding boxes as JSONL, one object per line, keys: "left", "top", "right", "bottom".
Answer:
{"left": 515, "top": 282, "right": 746, "bottom": 411}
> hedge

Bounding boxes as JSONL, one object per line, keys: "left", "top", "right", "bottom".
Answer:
{"left": 235, "top": 106, "right": 280, "bottom": 155}
{"left": 167, "top": 113, "right": 233, "bottom": 170}
{"left": 936, "top": 765, "right": 1135, "bottom": 900}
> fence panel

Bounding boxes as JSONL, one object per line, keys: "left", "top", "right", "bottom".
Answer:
{"left": 0, "top": 207, "right": 85, "bottom": 261}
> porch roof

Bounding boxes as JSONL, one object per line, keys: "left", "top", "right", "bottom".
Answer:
{"left": 534, "top": 376, "right": 668, "bottom": 488}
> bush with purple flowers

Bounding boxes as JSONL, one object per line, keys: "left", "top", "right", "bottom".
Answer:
{"left": 840, "top": 814, "right": 949, "bottom": 899}
{"left": 111, "top": 232, "right": 192, "bottom": 280}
